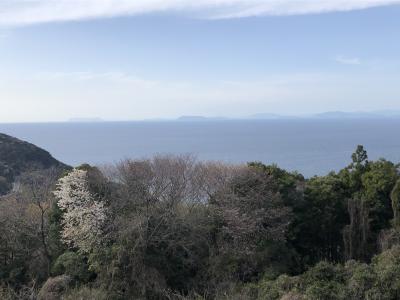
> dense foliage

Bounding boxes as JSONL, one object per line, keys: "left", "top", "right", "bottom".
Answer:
{"left": 1, "top": 145, "right": 400, "bottom": 299}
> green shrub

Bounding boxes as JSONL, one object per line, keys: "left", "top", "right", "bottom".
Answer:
{"left": 38, "top": 275, "right": 72, "bottom": 300}
{"left": 344, "top": 260, "right": 376, "bottom": 299}
{"left": 52, "top": 252, "right": 93, "bottom": 282}
{"left": 370, "top": 245, "right": 400, "bottom": 299}
{"left": 258, "top": 274, "right": 300, "bottom": 300}
{"left": 62, "top": 286, "right": 110, "bottom": 300}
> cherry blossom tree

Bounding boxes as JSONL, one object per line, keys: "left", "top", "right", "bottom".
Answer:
{"left": 54, "top": 169, "right": 107, "bottom": 254}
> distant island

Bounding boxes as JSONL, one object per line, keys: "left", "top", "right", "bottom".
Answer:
{"left": 311, "top": 110, "right": 400, "bottom": 119}
{"left": 69, "top": 111, "right": 400, "bottom": 123}
{"left": 173, "top": 111, "right": 400, "bottom": 121}
{"left": 68, "top": 117, "right": 105, "bottom": 123}
{"left": 177, "top": 115, "right": 227, "bottom": 121}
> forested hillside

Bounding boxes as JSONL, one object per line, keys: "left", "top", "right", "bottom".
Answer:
{"left": 0, "top": 133, "right": 67, "bottom": 194}
{"left": 1, "top": 139, "right": 400, "bottom": 299}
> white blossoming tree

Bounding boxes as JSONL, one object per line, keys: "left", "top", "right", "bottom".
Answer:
{"left": 54, "top": 168, "right": 107, "bottom": 254}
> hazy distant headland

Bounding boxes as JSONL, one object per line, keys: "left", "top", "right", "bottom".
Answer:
{"left": 181, "top": 111, "right": 400, "bottom": 121}
{"left": 70, "top": 111, "right": 400, "bottom": 123}
{"left": 62, "top": 111, "right": 400, "bottom": 123}
{"left": 68, "top": 117, "right": 105, "bottom": 123}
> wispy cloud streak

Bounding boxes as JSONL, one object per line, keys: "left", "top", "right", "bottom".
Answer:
{"left": 0, "top": 0, "right": 400, "bottom": 26}
{"left": 336, "top": 56, "right": 361, "bottom": 65}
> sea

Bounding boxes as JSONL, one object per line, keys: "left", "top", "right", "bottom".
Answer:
{"left": 0, "top": 119, "right": 399, "bottom": 178}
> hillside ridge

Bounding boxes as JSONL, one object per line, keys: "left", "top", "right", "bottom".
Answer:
{"left": 0, "top": 133, "right": 68, "bottom": 194}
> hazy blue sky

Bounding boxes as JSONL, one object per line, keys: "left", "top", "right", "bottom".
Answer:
{"left": 1, "top": 1, "right": 400, "bottom": 122}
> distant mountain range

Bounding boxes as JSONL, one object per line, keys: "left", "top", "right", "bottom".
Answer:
{"left": 176, "top": 111, "right": 400, "bottom": 121}
{"left": 68, "top": 117, "right": 105, "bottom": 123}
{"left": 177, "top": 115, "right": 227, "bottom": 121}
{"left": 66, "top": 111, "right": 400, "bottom": 123}
{"left": 311, "top": 111, "right": 400, "bottom": 119}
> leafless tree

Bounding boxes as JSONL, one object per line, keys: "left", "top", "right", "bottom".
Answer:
{"left": 16, "top": 167, "right": 62, "bottom": 275}
{"left": 212, "top": 167, "right": 291, "bottom": 255}
{"left": 343, "top": 197, "right": 371, "bottom": 261}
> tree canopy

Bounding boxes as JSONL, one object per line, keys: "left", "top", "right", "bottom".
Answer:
{"left": 1, "top": 146, "right": 400, "bottom": 299}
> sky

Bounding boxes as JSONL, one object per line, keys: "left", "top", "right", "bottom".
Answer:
{"left": 0, "top": 0, "right": 400, "bottom": 122}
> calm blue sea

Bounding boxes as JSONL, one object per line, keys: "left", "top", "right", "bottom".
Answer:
{"left": 0, "top": 120, "right": 399, "bottom": 177}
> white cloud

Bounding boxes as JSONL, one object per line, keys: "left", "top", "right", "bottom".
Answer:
{"left": 336, "top": 56, "right": 361, "bottom": 65}
{"left": 0, "top": 0, "right": 399, "bottom": 26}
